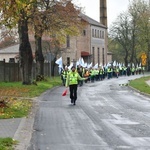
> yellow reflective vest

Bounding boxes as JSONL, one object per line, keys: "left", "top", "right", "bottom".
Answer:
{"left": 66, "top": 71, "right": 85, "bottom": 86}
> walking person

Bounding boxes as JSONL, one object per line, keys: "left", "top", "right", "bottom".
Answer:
{"left": 65, "top": 66, "right": 87, "bottom": 105}
{"left": 62, "top": 66, "right": 69, "bottom": 86}
{"left": 77, "top": 66, "right": 84, "bottom": 86}
{"left": 99, "top": 68, "right": 104, "bottom": 81}
{"left": 115, "top": 66, "right": 119, "bottom": 78}
{"left": 127, "top": 66, "right": 131, "bottom": 76}
{"left": 107, "top": 66, "right": 112, "bottom": 79}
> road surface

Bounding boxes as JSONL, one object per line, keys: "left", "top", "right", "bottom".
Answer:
{"left": 28, "top": 74, "right": 150, "bottom": 150}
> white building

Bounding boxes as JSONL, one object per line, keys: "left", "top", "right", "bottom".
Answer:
{"left": 0, "top": 44, "right": 19, "bottom": 62}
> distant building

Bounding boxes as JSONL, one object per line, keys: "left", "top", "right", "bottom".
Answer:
{"left": 0, "top": 44, "right": 19, "bottom": 62}
{"left": 0, "top": 43, "right": 54, "bottom": 63}
{"left": 61, "top": 13, "right": 108, "bottom": 67}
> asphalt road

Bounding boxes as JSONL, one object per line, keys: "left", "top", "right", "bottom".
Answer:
{"left": 28, "top": 74, "right": 150, "bottom": 150}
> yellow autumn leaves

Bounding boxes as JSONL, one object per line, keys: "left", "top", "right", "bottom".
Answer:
{"left": 0, "top": 98, "right": 32, "bottom": 119}
{"left": 0, "top": 87, "right": 31, "bottom": 119}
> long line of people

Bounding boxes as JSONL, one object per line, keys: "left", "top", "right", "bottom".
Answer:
{"left": 60, "top": 65, "right": 145, "bottom": 86}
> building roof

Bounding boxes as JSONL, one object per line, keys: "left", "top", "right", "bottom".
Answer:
{"left": 0, "top": 44, "right": 19, "bottom": 54}
{"left": 79, "top": 13, "right": 107, "bottom": 29}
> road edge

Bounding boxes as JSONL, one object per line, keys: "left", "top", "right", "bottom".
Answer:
{"left": 13, "top": 97, "right": 39, "bottom": 150}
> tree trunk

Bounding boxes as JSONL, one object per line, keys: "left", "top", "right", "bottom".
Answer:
{"left": 124, "top": 50, "right": 128, "bottom": 67}
{"left": 35, "top": 34, "right": 44, "bottom": 77}
{"left": 52, "top": 57, "right": 56, "bottom": 76}
{"left": 18, "top": 16, "right": 33, "bottom": 85}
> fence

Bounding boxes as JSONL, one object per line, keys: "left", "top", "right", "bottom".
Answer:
{"left": 0, "top": 60, "right": 59, "bottom": 82}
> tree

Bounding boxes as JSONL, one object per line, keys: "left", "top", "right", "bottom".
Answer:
{"left": 0, "top": 29, "right": 18, "bottom": 48}
{"left": 31, "top": 0, "right": 83, "bottom": 78}
{"left": 128, "top": 6, "right": 139, "bottom": 65}
{"left": 18, "top": 9, "right": 33, "bottom": 84}
{"left": 108, "top": 37, "right": 125, "bottom": 63}
{"left": 129, "top": 0, "right": 150, "bottom": 70}
{"left": 109, "top": 0, "right": 150, "bottom": 68}
{"left": 109, "top": 12, "right": 132, "bottom": 66}
{"left": 0, "top": 0, "right": 36, "bottom": 84}
{"left": 0, "top": 0, "right": 86, "bottom": 82}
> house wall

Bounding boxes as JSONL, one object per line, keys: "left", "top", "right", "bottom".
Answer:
{"left": 91, "top": 25, "right": 107, "bottom": 66}
{"left": 62, "top": 25, "right": 91, "bottom": 66}
{"left": 107, "top": 53, "right": 112, "bottom": 63}
{"left": 0, "top": 53, "right": 18, "bottom": 62}
{"left": 62, "top": 23, "right": 108, "bottom": 67}
{"left": 61, "top": 37, "right": 77, "bottom": 66}
{"left": 75, "top": 25, "right": 91, "bottom": 60}
{"left": 0, "top": 44, "right": 19, "bottom": 62}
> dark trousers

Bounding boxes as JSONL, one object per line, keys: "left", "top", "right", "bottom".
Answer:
{"left": 91, "top": 75, "right": 95, "bottom": 82}
{"left": 108, "top": 72, "right": 112, "bottom": 79}
{"left": 63, "top": 79, "right": 66, "bottom": 86}
{"left": 69, "top": 84, "right": 78, "bottom": 102}
{"left": 99, "top": 74, "right": 103, "bottom": 80}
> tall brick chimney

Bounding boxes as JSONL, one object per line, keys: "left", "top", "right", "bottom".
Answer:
{"left": 100, "top": 0, "right": 107, "bottom": 27}
{"left": 100, "top": 0, "right": 109, "bottom": 64}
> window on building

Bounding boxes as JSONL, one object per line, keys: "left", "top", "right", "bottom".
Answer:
{"left": 103, "top": 31, "right": 105, "bottom": 39}
{"left": 92, "top": 29, "right": 94, "bottom": 37}
{"left": 67, "top": 57, "right": 70, "bottom": 66}
{"left": 66, "top": 35, "right": 70, "bottom": 47}
{"left": 100, "top": 30, "right": 101, "bottom": 38}
{"left": 97, "top": 30, "right": 99, "bottom": 38}
{"left": 95, "top": 29, "right": 97, "bottom": 37}
{"left": 102, "top": 48, "right": 105, "bottom": 66}
{"left": 83, "top": 30, "right": 86, "bottom": 36}
{"left": 92, "top": 47, "right": 95, "bottom": 65}
{"left": 98, "top": 48, "right": 100, "bottom": 66}
{"left": 102, "top": 31, "right": 104, "bottom": 39}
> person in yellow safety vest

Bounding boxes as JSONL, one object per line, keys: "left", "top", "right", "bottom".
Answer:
{"left": 131, "top": 67, "right": 135, "bottom": 75}
{"left": 115, "top": 66, "right": 119, "bottom": 78}
{"left": 65, "top": 66, "right": 87, "bottom": 105}
{"left": 62, "top": 66, "right": 69, "bottom": 86}
{"left": 141, "top": 66, "right": 145, "bottom": 74}
{"left": 90, "top": 68, "right": 95, "bottom": 82}
{"left": 77, "top": 66, "right": 84, "bottom": 86}
{"left": 138, "top": 66, "right": 142, "bottom": 74}
{"left": 123, "top": 66, "right": 127, "bottom": 76}
{"left": 95, "top": 68, "right": 99, "bottom": 81}
{"left": 135, "top": 67, "right": 139, "bottom": 75}
{"left": 103, "top": 67, "right": 106, "bottom": 79}
{"left": 99, "top": 68, "right": 104, "bottom": 81}
{"left": 119, "top": 66, "right": 123, "bottom": 76}
{"left": 107, "top": 66, "right": 112, "bottom": 79}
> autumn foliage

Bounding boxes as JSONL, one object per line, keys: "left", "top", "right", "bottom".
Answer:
{"left": 0, "top": 0, "right": 84, "bottom": 84}
{"left": 0, "top": 87, "right": 31, "bottom": 118}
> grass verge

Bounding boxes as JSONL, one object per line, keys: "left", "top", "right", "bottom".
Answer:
{"left": 0, "top": 76, "right": 62, "bottom": 98}
{"left": 0, "top": 76, "right": 62, "bottom": 149}
{"left": 0, "top": 76, "right": 62, "bottom": 119}
{"left": 129, "top": 75, "right": 150, "bottom": 94}
{"left": 0, "top": 137, "right": 18, "bottom": 150}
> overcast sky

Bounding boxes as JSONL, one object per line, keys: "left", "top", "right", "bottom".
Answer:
{"left": 73, "top": 0, "right": 130, "bottom": 28}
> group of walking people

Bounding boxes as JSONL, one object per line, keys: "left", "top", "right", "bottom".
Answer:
{"left": 61, "top": 65, "right": 145, "bottom": 105}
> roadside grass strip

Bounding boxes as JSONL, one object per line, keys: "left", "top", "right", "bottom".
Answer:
{"left": 0, "top": 137, "right": 18, "bottom": 150}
